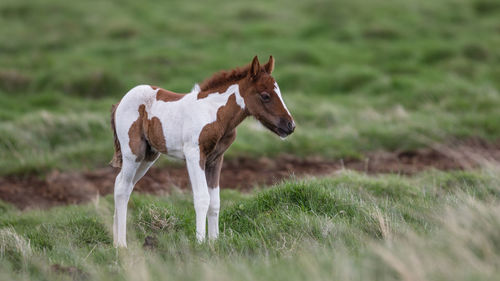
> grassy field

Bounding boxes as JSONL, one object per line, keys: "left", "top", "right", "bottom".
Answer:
{"left": 1, "top": 167, "right": 500, "bottom": 280}
{"left": 1, "top": 0, "right": 500, "bottom": 280}
{"left": 1, "top": 0, "right": 500, "bottom": 174}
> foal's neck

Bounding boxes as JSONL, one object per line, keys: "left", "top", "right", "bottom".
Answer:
{"left": 199, "top": 81, "right": 249, "bottom": 135}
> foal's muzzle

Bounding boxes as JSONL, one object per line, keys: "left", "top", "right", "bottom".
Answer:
{"left": 277, "top": 118, "right": 295, "bottom": 137}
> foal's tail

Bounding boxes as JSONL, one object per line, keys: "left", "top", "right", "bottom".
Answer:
{"left": 110, "top": 103, "right": 123, "bottom": 168}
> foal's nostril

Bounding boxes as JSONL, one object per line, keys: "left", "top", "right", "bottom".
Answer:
{"left": 287, "top": 121, "right": 295, "bottom": 132}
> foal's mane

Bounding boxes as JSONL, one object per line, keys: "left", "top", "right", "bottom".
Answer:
{"left": 199, "top": 64, "right": 251, "bottom": 91}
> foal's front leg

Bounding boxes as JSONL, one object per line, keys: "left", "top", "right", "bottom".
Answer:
{"left": 206, "top": 156, "right": 223, "bottom": 240}
{"left": 184, "top": 146, "right": 210, "bottom": 242}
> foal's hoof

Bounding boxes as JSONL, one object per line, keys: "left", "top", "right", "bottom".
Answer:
{"left": 208, "top": 235, "right": 219, "bottom": 241}
{"left": 113, "top": 241, "right": 128, "bottom": 248}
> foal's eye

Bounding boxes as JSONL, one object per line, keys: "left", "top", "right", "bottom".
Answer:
{"left": 260, "top": 92, "right": 271, "bottom": 102}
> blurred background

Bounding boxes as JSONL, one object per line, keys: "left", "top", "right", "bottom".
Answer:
{"left": 0, "top": 0, "right": 499, "bottom": 175}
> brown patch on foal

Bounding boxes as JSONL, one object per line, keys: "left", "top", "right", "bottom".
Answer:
{"left": 198, "top": 95, "right": 247, "bottom": 169}
{"left": 144, "top": 117, "right": 167, "bottom": 154}
{"left": 150, "top": 86, "right": 184, "bottom": 102}
{"left": 205, "top": 131, "right": 235, "bottom": 188}
{"left": 128, "top": 105, "right": 148, "bottom": 162}
{"left": 128, "top": 104, "right": 167, "bottom": 162}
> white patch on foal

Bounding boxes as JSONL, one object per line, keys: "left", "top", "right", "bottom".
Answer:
{"left": 273, "top": 81, "right": 291, "bottom": 116}
{"left": 273, "top": 81, "right": 294, "bottom": 140}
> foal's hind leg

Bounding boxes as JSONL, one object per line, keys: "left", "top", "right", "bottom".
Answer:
{"left": 113, "top": 158, "right": 141, "bottom": 248}
{"left": 113, "top": 155, "right": 159, "bottom": 247}
{"left": 133, "top": 154, "right": 160, "bottom": 185}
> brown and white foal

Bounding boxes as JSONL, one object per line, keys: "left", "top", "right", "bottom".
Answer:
{"left": 110, "top": 56, "right": 295, "bottom": 247}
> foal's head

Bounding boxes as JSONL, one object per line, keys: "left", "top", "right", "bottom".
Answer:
{"left": 241, "top": 56, "right": 295, "bottom": 138}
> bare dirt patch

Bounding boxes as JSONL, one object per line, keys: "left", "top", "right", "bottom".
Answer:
{"left": 1, "top": 139, "right": 500, "bottom": 209}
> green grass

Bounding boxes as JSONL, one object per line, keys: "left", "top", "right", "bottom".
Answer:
{"left": 2, "top": 1, "right": 500, "bottom": 280}
{"left": 1, "top": 167, "right": 500, "bottom": 280}
{"left": 1, "top": 0, "right": 500, "bottom": 174}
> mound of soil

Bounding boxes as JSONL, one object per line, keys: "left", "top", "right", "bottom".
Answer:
{"left": 1, "top": 139, "right": 500, "bottom": 209}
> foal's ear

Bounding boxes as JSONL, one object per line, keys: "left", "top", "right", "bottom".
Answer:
{"left": 264, "top": 55, "right": 275, "bottom": 74}
{"left": 250, "top": 56, "right": 261, "bottom": 79}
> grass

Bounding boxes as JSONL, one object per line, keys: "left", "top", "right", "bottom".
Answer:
{"left": 1, "top": 0, "right": 500, "bottom": 174}
{"left": 1, "top": 1, "right": 500, "bottom": 280}
{"left": 1, "top": 167, "right": 500, "bottom": 280}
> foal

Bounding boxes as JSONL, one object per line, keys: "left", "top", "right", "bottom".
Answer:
{"left": 110, "top": 56, "right": 295, "bottom": 247}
